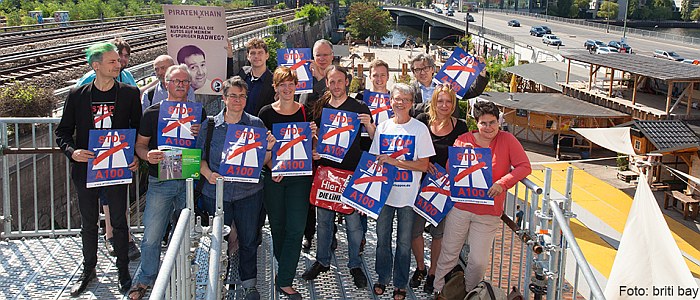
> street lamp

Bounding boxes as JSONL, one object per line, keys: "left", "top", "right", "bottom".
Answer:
{"left": 622, "top": 0, "right": 629, "bottom": 39}
{"left": 421, "top": 20, "right": 429, "bottom": 45}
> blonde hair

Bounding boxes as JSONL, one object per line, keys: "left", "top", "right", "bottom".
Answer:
{"left": 428, "top": 84, "right": 457, "bottom": 125}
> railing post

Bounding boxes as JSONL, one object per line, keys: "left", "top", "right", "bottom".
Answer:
{"left": 0, "top": 121, "right": 10, "bottom": 238}
{"left": 206, "top": 178, "right": 225, "bottom": 300}
{"left": 557, "top": 167, "right": 575, "bottom": 297}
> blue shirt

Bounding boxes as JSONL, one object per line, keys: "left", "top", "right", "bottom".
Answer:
{"left": 75, "top": 69, "right": 137, "bottom": 87}
{"left": 196, "top": 109, "right": 267, "bottom": 202}
{"left": 243, "top": 70, "right": 270, "bottom": 115}
{"left": 419, "top": 82, "right": 436, "bottom": 103}
{"left": 141, "top": 81, "right": 195, "bottom": 112}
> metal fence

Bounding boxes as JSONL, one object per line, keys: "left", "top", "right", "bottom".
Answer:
{"left": 482, "top": 8, "right": 700, "bottom": 46}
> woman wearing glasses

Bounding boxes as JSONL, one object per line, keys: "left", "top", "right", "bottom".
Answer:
{"left": 409, "top": 84, "right": 469, "bottom": 294}
{"left": 370, "top": 83, "right": 435, "bottom": 300}
{"left": 432, "top": 101, "right": 531, "bottom": 297}
{"left": 258, "top": 67, "right": 316, "bottom": 299}
{"left": 197, "top": 76, "right": 275, "bottom": 299}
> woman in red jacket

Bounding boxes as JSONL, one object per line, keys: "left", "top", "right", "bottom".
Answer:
{"left": 432, "top": 101, "right": 532, "bottom": 295}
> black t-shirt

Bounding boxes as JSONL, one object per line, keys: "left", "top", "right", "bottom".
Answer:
{"left": 314, "top": 97, "right": 371, "bottom": 171}
{"left": 258, "top": 103, "right": 312, "bottom": 130}
{"left": 91, "top": 84, "right": 118, "bottom": 129}
{"left": 416, "top": 113, "right": 469, "bottom": 168}
{"left": 139, "top": 102, "right": 207, "bottom": 177}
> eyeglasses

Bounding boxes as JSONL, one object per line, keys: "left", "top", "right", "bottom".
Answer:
{"left": 315, "top": 53, "right": 333, "bottom": 58}
{"left": 392, "top": 97, "right": 413, "bottom": 103}
{"left": 225, "top": 94, "right": 247, "bottom": 100}
{"left": 412, "top": 66, "right": 433, "bottom": 74}
{"left": 477, "top": 120, "right": 499, "bottom": 127}
{"left": 167, "top": 79, "right": 190, "bottom": 85}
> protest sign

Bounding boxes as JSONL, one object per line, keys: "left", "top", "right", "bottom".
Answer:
{"left": 310, "top": 166, "right": 355, "bottom": 214}
{"left": 341, "top": 152, "right": 397, "bottom": 219}
{"left": 271, "top": 122, "right": 312, "bottom": 176}
{"left": 317, "top": 108, "right": 360, "bottom": 163}
{"left": 277, "top": 48, "right": 313, "bottom": 94}
{"left": 87, "top": 129, "right": 136, "bottom": 188}
{"left": 219, "top": 124, "right": 268, "bottom": 183}
{"left": 158, "top": 149, "right": 201, "bottom": 181}
{"left": 433, "top": 47, "right": 486, "bottom": 99}
{"left": 157, "top": 101, "right": 202, "bottom": 150}
{"left": 413, "top": 163, "right": 453, "bottom": 227}
{"left": 448, "top": 146, "right": 494, "bottom": 205}
{"left": 362, "top": 90, "right": 392, "bottom": 136}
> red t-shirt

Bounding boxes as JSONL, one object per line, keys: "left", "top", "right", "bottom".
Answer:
{"left": 452, "top": 130, "right": 532, "bottom": 216}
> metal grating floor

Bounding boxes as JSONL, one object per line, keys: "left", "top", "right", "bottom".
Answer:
{"left": 0, "top": 213, "right": 535, "bottom": 300}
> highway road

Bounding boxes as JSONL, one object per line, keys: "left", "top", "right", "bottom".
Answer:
{"left": 426, "top": 8, "right": 700, "bottom": 61}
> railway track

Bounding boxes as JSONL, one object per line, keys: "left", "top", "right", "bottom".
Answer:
{"left": 0, "top": 9, "right": 294, "bottom": 88}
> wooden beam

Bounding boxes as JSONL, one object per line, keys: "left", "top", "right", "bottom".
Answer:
{"left": 632, "top": 74, "right": 638, "bottom": 105}
{"left": 666, "top": 81, "right": 673, "bottom": 115}
{"left": 566, "top": 59, "right": 571, "bottom": 84}
{"left": 688, "top": 82, "right": 696, "bottom": 115}
{"left": 588, "top": 63, "right": 594, "bottom": 90}
{"left": 608, "top": 68, "right": 615, "bottom": 97}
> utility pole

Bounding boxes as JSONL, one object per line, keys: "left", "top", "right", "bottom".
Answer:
{"left": 622, "top": 0, "right": 629, "bottom": 39}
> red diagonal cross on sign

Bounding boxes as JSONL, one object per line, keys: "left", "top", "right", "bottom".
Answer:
{"left": 290, "top": 60, "right": 309, "bottom": 70}
{"left": 445, "top": 65, "right": 476, "bottom": 73}
{"left": 389, "top": 148, "right": 410, "bottom": 159}
{"left": 93, "top": 142, "right": 129, "bottom": 166}
{"left": 371, "top": 106, "right": 391, "bottom": 116}
{"left": 94, "top": 112, "right": 113, "bottom": 124}
{"left": 354, "top": 175, "right": 387, "bottom": 185}
{"left": 276, "top": 135, "right": 306, "bottom": 157}
{"left": 227, "top": 142, "right": 262, "bottom": 160}
{"left": 454, "top": 162, "right": 486, "bottom": 183}
{"left": 421, "top": 186, "right": 450, "bottom": 196}
{"left": 161, "top": 115, "right": 196, "bottom": 134}
{"left": 322, "top": 126, "right": 354, "bottom": 140}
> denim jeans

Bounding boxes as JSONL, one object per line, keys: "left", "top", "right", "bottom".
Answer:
{"left": 200, "top": 191, "right": 263, "bottom": 287}
{"left": 316, "top": 208, "right": 363, "bottom": 269}
{"left": 375, "top": 205, "right": 414, "bottom": 288}
{"left": 132, "top": 176, "right": 186, "bottom": 286}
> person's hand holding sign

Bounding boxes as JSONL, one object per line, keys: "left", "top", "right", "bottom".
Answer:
{"left": 72, "top": 149, "right": 95, "bottom": 163}
{"left": 487, "top": 183, "right": 504, "bottom": 198}
{"left": 146, "top": 150, "right": 165, "bottom": 165}
{"left": 475, "top": 56, "right": 487, "bottom": 76}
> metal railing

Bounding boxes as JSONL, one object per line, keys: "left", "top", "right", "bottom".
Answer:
{"left": 150, "top": 206, "right": 194, "bottom": 299}
{"left": 482, "top": 8, "right": 700, "bottom": 46}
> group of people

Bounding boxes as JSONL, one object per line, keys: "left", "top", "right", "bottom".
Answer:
{"left": 56, "top": 35, "right": 531, "bottom": 300}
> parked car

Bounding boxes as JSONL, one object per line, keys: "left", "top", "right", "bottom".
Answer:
{"left": 595, "top": 47, "right": 619, "bottom": 54}
{"left": 584, "top": 39, "right": 606, "bottom": 52}
{"left": 446, "top": 10, "right": 454, "bottom": 16}
{"left": 541, "top": 25, "right": 552, "bottom": 34}
{"left": 608, "top": 41, "right": 632, "bottom": 53}
{"left": 530, "top": 26, "right": 546, "bottom": 37}
{"left": 682, "top": 59, "right": 700, "bottom": 65}
{"left": 465, "top": 14, "right": 475, "bottom": 22}
{"left": 653, "top": 50, "right": 684, "bottom": 61}
{"left": 434, "top": 7, "right": 443, "bottom": 13}
{"left": 542, "top": 34, "right": 562, "bottom": 46}
{"left": 507, "top": 19, "right": 520, "bottom": 27}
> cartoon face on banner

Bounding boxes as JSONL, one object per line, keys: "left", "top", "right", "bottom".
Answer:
{"left": 157, "top": 101, "right": 202, "bottom": 150}
{"left": 219, "top": 125, "right": 268, "bottom": 183}
{"left": 379, "top": 134, "right": 416, "bottom": 186}
{"left": 448, "top": 147, "right": 494, "bottom": 205}
{"left": 277, "top": 48, "right": 313, "bottom": 94}
{"left": 362, "top": 90, "right": 393, "bottom": 137}
{"left": 87, "top": 129, "right": 136, "bottom": 188}
{"left": 433, "top": 47, "right": 486, "bottom": 99}
{"left": 271, "top": 122, "right": 312, "bottom": 176}
{"left": 413, "top": 163, "right": 453, "bottom": 227}
{"left": 317, "top": 108, "right": 361, "bottom": 163}
{"left": 341, "top": 152, "right": 397, "bottom": 219}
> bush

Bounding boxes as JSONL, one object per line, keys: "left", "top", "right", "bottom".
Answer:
{"left": 0, "top": 84, "right": 56, "bottom": 118}
{"left": 295, "top": 4, "right": 328, "bottom": 26}
{"left": 616, "top": 154, "right": 629, "bottom": 171}
{"left": 267, "top": 17, "right": 287, "bottom": 34}
{"left": 264, "top": 36, "right": 284, "bottom": 70}
{"left": 275, "top": 2, "right": 286, "bottom": 9}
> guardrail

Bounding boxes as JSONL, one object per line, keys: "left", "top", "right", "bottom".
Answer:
{"left": 150, "top": 206, "right": 195, "bottom": 299}
{"left": 482, "top": 8, "right": 700, "bottom": 46}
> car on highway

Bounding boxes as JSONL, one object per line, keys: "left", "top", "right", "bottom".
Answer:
{"left": 465, "top": 14, "right": 475, "bottom": 22}
{"left": 608, "top": 41, "right": 632, "bottom": 53}
{"left": 541, "top": 25, "right": 552, "bottom": 34}
{"left": 507, "top": 19, "right": 520, "bottom": 27}
{"left": 595, "top": 47, "right": 619, "bottom": 54}
{"left": 530, "top": 26, "right": 546, "bottom": 37}
{"left": 682, "top": 59, "right": 700, "bottom": 65}
{"left": 653, "top": 50, "right": 684, "bottom": 61}
{"left": 434, "top": 7, "right": 443, "bottom": 13}
{"left": 542, "top": 34, "right": 562, "bottom": 46}
{"left": 446, "top": 10, "right": 454, "bottom": 16}
{"left": 584, "top": 40, "right": 607, "bottom": 52}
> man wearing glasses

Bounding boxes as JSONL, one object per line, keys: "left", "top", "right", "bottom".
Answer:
{"left": 299, "top": 39, "right": 335, "bottom": 109}
{"left": 128, "top": 65, "right": 205, "bottom": 300}
{"left": 141, "top": 55, "right": 195, "bottom": 112}
{"left": 409, "top": 53, "right": 488, "bottom": 118}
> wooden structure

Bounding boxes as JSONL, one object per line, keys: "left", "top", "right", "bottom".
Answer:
{"left": 505, "top": 61, "right": 588, "bottom": 93}
{"left": 664, "top": 191, "right": 700, "bottom": 220}
{"left": 560, "top": 51, "right": 700, "bottom": 121}
{"left": 477, "top": 92, "right": 631, "bottom": 156}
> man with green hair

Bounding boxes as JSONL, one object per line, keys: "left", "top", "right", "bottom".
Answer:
{"left": 56, "top": 42, "right": 142, "bottom": 297}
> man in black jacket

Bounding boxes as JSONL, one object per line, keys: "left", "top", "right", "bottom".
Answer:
{"left": 55, "top": 42, "right": 142, "bottom": 296}
{"left": 226, "top": 37, "right": 275, "bottom": 116}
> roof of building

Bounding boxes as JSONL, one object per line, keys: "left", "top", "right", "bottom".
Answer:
{"left": 478, "top": 92, "right": 628, "bottom": 118}
{"left": 561, "top": 50, "right": 700, "bottom": 82}
{"left": 505, "top": 61, "right": 588, "bottom": 90}
{"left": 619, "top": 120, "right": 700, "bottom": 153}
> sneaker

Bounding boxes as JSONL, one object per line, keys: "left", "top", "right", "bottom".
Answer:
{"left": 105, "top": 236, "right": 116, "bottom": 257}
{"left": 349, "top": 268, "right": 368, "bottom": 288}
{"left": 301, "top": 261, "right": 330, "bottom": 280}
{"left": 424, "top": 274, "right": 435, "bottom": 294}
{"left": 242, "top": 286, "right": 260, "bottom": 300}
{"left": 409, "top": 267, "right": 427, "bottom": 288}
{"left": 128, "top": 241, "right": 141, "bottom": 260}
{"left": 70, "top": 269, "right": 96, "bottom": 297}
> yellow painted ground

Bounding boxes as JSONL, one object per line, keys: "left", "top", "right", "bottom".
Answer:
{"left": 519, "top": 164, "right": 700, "bottom": 278}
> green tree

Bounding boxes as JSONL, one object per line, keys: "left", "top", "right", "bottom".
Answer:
{"left": 295, "top": 4, "right": 329, "bottom": 25}
{"left": 264, "top": 36, "right": 284, "bottom": 70}
{"left": 597, "top": 1, "right": 619, "bottom": 19}
{"left": 553, "top": 0, "right": 573, "bottom": 17}
{"left": 652, "top": 5, "right": 673, "bottom": 20}
{"left": 692, "top": 7, "right": 700, "bottom": 21}
{"left": 680, "top": 0, "right": 691, "bottom": 20}
{"left": 345, "top": 2, "right": 393, "bottom": 40}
